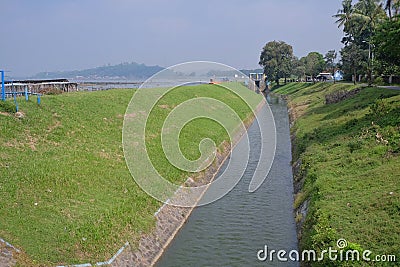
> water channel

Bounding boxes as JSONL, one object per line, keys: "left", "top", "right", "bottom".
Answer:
{"left": 156, "top": 95, "right": 299, "bottom": 267}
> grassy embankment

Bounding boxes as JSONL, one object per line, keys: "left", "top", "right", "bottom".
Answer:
{"left": 0, "top": 83, "right": 263, "bottom": 266}
{"left": 274, "top": 82, "right": 400, "bottom": 266}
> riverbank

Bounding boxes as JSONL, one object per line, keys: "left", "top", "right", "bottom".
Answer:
{"left": 155, "top": 94, "right": 298, "bottom": 267}
{"left": 274, "top": 82, "right": 400, "bottom": 266}
{"left": 0, "top": 83, "right": 263, "bottom": 266}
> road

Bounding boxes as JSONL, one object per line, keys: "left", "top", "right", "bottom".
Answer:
{"left": 378, "top": 85, "right": 400, "bottom": 90}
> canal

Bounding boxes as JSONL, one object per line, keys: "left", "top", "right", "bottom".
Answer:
{"left": 156, "top": 96, "right": 299, "bottom": 266}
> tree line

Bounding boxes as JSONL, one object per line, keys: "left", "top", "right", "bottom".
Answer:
{"left": 259, "top": 0, "right": 400, "bottom": 85}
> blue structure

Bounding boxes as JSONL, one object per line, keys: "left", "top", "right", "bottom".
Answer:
{"left": 0, "top": 71, "right": 42, "bottom": 111}
{"left": 1, "top": 70, "right": 5, "bottom": 101}
{"left": 334, "top": 70, "right": 344, "bottom": 81}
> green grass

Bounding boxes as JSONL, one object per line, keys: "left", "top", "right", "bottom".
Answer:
{"left": 275, "top": 82, "right": 400, "bottom": 266}
{"left": 144, "top": 83, "right": 261, "bottom": 184}
{"left": 0, "top": 83, "right": 263, "bottom": 265}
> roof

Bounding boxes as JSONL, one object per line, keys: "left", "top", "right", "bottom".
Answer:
{"left": 5, "top": 79, "right": 71, "bottom": 84}
{"left": 4, "top": 79, "right": 77, "bottom": 86}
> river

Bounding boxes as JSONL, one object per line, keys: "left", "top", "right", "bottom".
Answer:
{"left": 155, "top": 95, "right": 299, "bottom": 267}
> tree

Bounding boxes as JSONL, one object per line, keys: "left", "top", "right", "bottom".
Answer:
{"left": 352, "top": 0, "right": 386, "bottom": 43}
{"left": 325, "top": 50, "right": 337, "bottom": 83}
{"left": 259, "top": 41, "right": 294, "bottom": 86}
{"left": 386, "top": 0, "right": 394, "bottom": 18}
{"left": 325, "top": 50, "right": 337, "bottom": 73}
{"left": 385, "top": 0, "right": 400, "bottom": 19}
{"left": 334, "top": 0, "right": 358, "bottom": 44}
{"left": 292, "top": 57, "right": 306, "bottom": 81}
{"left": 373, "top": 15, "right": 400, "bottom": 71}
{"left": 341, "top": 43, "right": 367, "bottom": 84}
{"left": 334, "top": 0, "right": 387, "bottom": 83}
{"left": 334, "top": 0, "right": 386, "bottom": 45}
{"left": 333, "top": 0, "right": 354, "bottom": 31}
{"left": 301, "top": 52, "right": 326, "bottom": 78}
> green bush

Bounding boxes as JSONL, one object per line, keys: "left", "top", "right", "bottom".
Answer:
{"left": 360, "top": 76, "right": 368, "bottom": 83}
{"left": 374, "top": 76, "right": 385, "bottom": 86}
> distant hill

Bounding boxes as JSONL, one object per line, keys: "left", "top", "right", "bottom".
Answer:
{"left": 32, "top": 62, "right": 164, "bottom": 80}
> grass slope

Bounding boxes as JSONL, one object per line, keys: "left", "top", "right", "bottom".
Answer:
{"left": 275, "top": 83, "right": 400, "bottom": 266}
{"left": 0, "top": 83, "right": 263, "bottom": 265}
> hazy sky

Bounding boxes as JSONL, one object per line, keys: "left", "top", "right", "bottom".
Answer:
{"left": 0, "top": 0, "right": 344, "bottom": 77}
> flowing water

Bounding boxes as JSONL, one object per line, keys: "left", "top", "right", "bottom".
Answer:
{"left": 156, "top": 96, "right": 299, "bottom": 267}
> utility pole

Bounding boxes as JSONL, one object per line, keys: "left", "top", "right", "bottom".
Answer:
{"left": 363, "top": 40, "right": 375, "bottom": 86}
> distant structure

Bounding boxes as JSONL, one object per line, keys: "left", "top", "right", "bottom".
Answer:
{"left": 248, "top": 72, "right": 266, "bottom": 92}
{"left": 1, "top": 70, "right": 5, "bottom": 101}
{"left": 334, "top": 70, "right": 344, "bottom": 81}
{"left": 0, "top": 74, "right": 78, "bottom": 111}
{"left": 4, "top": 79, "right": 78, "bottom": 95}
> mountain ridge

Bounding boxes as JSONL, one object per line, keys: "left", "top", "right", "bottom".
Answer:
{"left": 32, "top": 62, "right": 164, "bottom": 80}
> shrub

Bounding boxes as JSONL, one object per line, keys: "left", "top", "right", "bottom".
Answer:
{"left": 374, "top": 76, "right": 385, "bottom": 86}
{"left": 360, "top": 76, "right": 368, "bottom": 83}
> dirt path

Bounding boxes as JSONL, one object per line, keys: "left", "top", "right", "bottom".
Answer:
{"left": 378, "top": 85, "right": 400, "bottom": 90}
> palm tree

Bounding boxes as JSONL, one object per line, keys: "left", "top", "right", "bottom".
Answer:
{"left": 353, "top": 0, "right": 386, "bottom": 34}
{"left": 385, "top": 0, "right": 400, "bottom": 19}
{"left": 386, "top": 0, "right": 393, "bottom": 19}
{"left": 333, "top": 0, "right": 354, "bottom": 29}
{"left": 395, "top": 0, "right": 400, "bottom": 16}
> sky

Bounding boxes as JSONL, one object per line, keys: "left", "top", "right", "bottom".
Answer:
{"left": 0, "top": 0, "right": 345, "bottom": 78}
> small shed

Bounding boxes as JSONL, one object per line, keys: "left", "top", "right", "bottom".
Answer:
{"left": 334, "top": 70, "right": 344, "bottom": 81}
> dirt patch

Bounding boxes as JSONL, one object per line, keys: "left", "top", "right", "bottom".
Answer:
{"left": 125, "top": 113, "right": 137, "bottom": 118}
{"left": 25, "top": 131, "right": 38, "bottom": 151}
{"left": 4, "top": 132, "right": 39, "bottom": 151}
{"left": 0, "top": 112, "right": 11, "bottom": 117}
{"left": 4, "top": 140, "right": 22, "bottom": 150}
{"left": 47, "top": 120, "right": 61, "bottom": 133}
{"left": 158, "top": 105, "right": 170, "bottom": 109}
{"left": 288, "top": 102, "right": 309, "bottom": 124}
